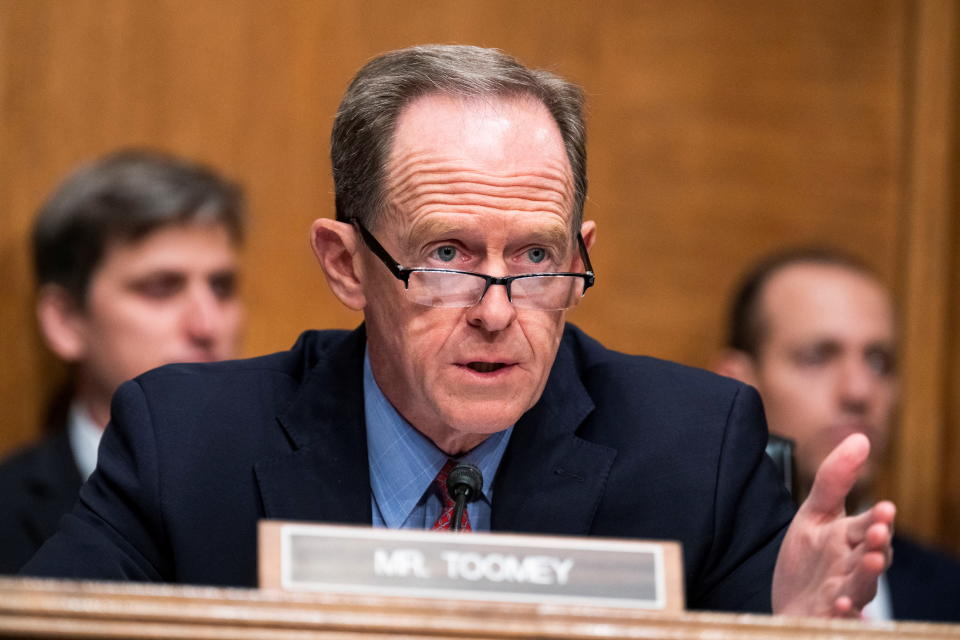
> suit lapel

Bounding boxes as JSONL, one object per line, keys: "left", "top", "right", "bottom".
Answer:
{"left": 492, "top": 333, "right": 617, "bottom": 536}
{"left": 253, "top": 326, "right": 616, "bottom": 534}
{"left": 254, "top": 328, "right": 373, "bottom": 526}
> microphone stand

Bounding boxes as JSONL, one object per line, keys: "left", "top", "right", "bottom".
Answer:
{"left": 446, "top": 463, "right": 483, "bottom": 532}
{"left": 451, "top": 493, "right": 470, "bottom": 532}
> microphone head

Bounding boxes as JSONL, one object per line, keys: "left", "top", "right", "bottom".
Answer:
{"left": 446, "top": 463, "right": 483, "bottom": 503}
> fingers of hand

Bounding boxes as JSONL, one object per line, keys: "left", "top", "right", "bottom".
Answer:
{"left": 827, "top": 508, "right": 890, "bottom": 613}
{"left": 832, "top": 595, "right": 858, "bottom": 618}
{"left": 844, "top": 509, "right": 878, "bottom": 546}
{"left": 803, "top": 433, "right": 871, "bottom": 518}
{"left": 861, "top": 549, "right": 887, "bottom": 574}
{"left": 864, "top": 521, "right": 891, "bottom": 550}
{"left": 871, "top": 500, "right": 896, "bottom": 527}
{"left": 847, "top": 550, "right": 883, "bottom": 607}
{"left": 845, "top": 505, "right": 892, "bottom": 541}
{"left": 844, "top": 503, "right": 895, "bottom": 566}
{"left": 863, "top": 516, "right": 894, "bottom": 571}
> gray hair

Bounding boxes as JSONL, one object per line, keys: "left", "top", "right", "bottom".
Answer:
{"left": 32, "top": 148, "right": 244, "bottom": 304}
{"left": 331, "top": 44, "right": 586, "bottom": 231}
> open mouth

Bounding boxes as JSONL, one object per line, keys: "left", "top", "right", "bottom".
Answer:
{"left": 466, "top": 362, "right": 507, "bottom": 373}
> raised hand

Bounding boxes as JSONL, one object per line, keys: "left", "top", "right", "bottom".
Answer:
{"left": 771, "top": 433, "right": 896, "bottom": 617}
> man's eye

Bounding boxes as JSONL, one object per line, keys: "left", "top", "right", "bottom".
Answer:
{"left": 433, "top": 245, "right": 458, "bottom": 262}
{"left": 794, "top": 347, "right": 829, "bottom": 367}
{"left": 866, "top": 349, "right": 895, "bottom": 376}
{"left": 527, "top": 247, "right": 548, "bottom": 264}
{"left": 133, "top": 275, "right": 183, "bottom": 299}
{"left": 210, "top": 273, "right": 237, "bottom": 301}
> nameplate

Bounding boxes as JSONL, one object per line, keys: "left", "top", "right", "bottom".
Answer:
{"left": 259, "top": 521, "right": 684, "bottom": 611}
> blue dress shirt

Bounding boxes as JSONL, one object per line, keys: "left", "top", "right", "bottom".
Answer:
{"left": 363, "top": 349, "right": 513, "bottom": 531}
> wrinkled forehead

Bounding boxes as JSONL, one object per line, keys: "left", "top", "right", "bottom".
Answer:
{"left": 381, "top": 93, "right": 576, "bottom": 231}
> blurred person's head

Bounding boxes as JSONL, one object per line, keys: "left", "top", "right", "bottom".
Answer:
{"left": 714, "top": 248, "right": 897, "bottom": 504}
{"left": 32, "top": 149, "right": 246, "bottom": 427}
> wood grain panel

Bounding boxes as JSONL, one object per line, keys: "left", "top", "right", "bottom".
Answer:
{"left": 947, "top": 152, "right": 960, "bottom": 552}
{"left": 582, "top": 1, "right": 905, "bottom": 367}
{"left": 934, "top": 4, "right": 960, "bottom": 553}
{"left": 894, "top": 0, "right": 959, "bottom": 544}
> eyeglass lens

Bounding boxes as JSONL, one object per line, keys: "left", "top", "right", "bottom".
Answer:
{"left": 405, "top": 271, "right": 585, "bottom": 310}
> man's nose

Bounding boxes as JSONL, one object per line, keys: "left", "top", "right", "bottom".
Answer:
{"left": 465, "top": 282, "right": 517, "bottom": 333}
{"left": 183, "top": 286, "right": 223, "bottom": 347}
{"left": 838, "top": 359, "right": 875, "bottom": 412}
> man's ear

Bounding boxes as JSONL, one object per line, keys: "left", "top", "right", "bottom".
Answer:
{"left": 713, "top": 348, "right": 759, "bottom": 387}
{"left": 580, "top": 219, "right": 597, "bottom": 252}
{"left": 36, "top": 284, "right": 88, "bottom": 362}
{"left": 310, "top": 218, "right": 367, "bottom": 310}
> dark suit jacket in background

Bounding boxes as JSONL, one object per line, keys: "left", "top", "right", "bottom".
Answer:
{"left": 23, "top": 325, "right": 795, "bottom": 613}
{"left": 888, "top": 535, "right": 960, "bottom": 622}
{"left": 0, "top": 428, "right": 82, "bottom": 574}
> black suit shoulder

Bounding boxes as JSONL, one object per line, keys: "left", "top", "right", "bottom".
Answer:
{"left": 0, "top": 429, "right": 82, "bottom": 574}
{"left": 139, "top": 328, "right": 356, "bottom": 387}
{"left": 563, "top": 323, "right": 744, "bottom": 391}
{"left": 555, "top": 325, "right": 790, "bottom": 612}
{"left": 128, "top": 328, "right": 359, "bottom": 440}
{"left": 20, "top": 328, "right": 367, "bottom": 585}
{"left": 561, "top": 324, "right": 757, "bottom": 442}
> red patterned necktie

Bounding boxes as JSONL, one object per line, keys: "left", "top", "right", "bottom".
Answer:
{"left": 431, "top": 459, "right": 472, "bottom": 531}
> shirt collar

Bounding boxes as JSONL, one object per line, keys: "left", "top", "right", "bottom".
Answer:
{"left": 363, "top": 347, "right": 513, "bottom": 529}
{"left": 67, "top": 401, "right": 103, "bottom": 481}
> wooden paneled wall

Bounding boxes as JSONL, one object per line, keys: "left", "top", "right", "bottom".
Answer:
{"left": 1, "top": 1, "right": 957, "bottom": 552}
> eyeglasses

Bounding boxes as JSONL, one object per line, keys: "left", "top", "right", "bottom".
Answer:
{"left": 352, "top": 220, "right": 595, "bottom": 310}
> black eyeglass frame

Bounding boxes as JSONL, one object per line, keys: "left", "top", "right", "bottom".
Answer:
{"left": 351, "top": 219, "right": 595, "bottom": 307}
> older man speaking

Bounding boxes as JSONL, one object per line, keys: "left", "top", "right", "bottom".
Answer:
{"left": 23, "top": 45, "right": 893, "bottom": 618}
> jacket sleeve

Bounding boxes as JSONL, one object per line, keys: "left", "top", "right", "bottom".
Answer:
{"left": 688, "top": 384, "right": 796, "bottom": 612}
{"left": 20, "top": 380, "right": 171, "bottom": 581}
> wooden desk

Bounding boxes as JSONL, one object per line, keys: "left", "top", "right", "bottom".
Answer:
{"left": 1, "top": 577, "right": 957, "bottom": 639}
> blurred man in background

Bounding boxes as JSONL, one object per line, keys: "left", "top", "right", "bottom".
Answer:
{"left": 715, "top": 247, "right": 960, "bottom": 622}
{"left": 0, "top": 149, "right": 245, "bottom": 573}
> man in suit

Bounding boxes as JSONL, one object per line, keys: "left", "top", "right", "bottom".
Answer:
{"left": 0, "top": 149, "right": 245, "bottom": 573}
{"left": 715, "top": 247, "right": 960, "bottom": 621}
{"left": 23, "top": 45, "right": 894, "bottom": 618}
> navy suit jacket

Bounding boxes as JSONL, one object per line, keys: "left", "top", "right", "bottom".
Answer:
{"left": 23, "top": 325, "right": 795, "bottom": 612}
{"left": 0, "top": 428, "right": 82, "bottom": 574}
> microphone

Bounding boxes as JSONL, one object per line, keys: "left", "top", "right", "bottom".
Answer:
{"left": 446, "top": 463, "right": 483, "bottom": 532}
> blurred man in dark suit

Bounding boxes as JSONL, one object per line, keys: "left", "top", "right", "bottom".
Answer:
{"left": 715, "top": 247, "right": 960, "bottom": 622}
{"left": 0, "top": 149, "right": 245, "bottom": 572}
{"left": 23, "top": 46, "right": 894, "bottom": 618}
